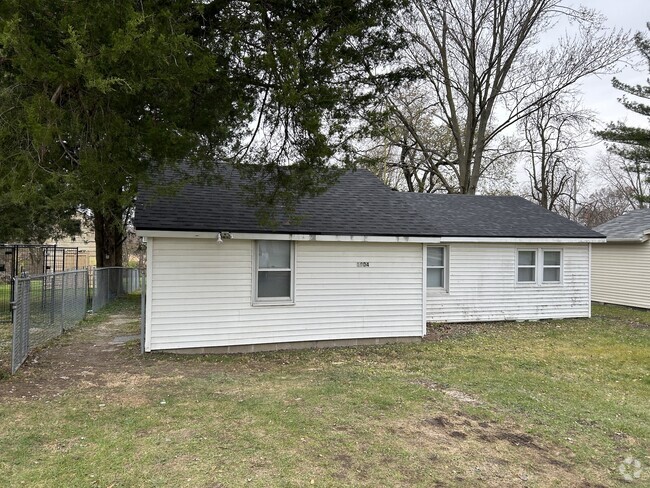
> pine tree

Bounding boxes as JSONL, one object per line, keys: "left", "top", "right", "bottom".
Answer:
{"left": 596, "top": 23, "right": 650, "bottom": 206}
{"left": 0, "top": 0, "right": 405, "bottom": 263}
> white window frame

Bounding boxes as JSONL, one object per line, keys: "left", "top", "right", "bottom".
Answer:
{"left": 516, "top": 249, "right": 537, "bottom": 285}
{"left": 252, "top": 240, "right": 295, "bottom": 306}
{"left": 516, "top": 248, "right": 564, "bottom": 286}
{"left": 541, "top": 249, "right": 562, "bottom": 284}
{"left": 426, "top": 246, "right": 448, "bottom": 291}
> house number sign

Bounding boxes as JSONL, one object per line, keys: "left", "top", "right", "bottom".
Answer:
{"left": 356, "top": 262, "right": 370, "bottom": 267}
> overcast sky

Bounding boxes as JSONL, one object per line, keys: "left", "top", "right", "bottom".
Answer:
{"left": 576, "top": 0, "right": 648, "bottom": 131}
{"left": 515, "top": 1, "right": 649, "bottom": 192}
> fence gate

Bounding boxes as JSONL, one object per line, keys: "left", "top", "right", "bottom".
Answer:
{"left": 11, "top": 278, "right": 31, "bottom": 374}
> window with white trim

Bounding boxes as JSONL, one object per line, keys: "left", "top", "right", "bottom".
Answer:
{"left": 517, "top": 250, "right": 536, "bottom": 283}
{"left": 427, "top": 246, "right": 446, "bottom": 289}
{"left": 542, "top": 250, "right": 561, "bottom": 283}
{"left": 255, "top": 240, "right": 293, "bottom": 303}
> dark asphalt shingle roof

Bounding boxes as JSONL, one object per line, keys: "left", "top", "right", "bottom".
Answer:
{"left": 134, "top": 168, "right": 603, "bottom": 239}
{"left": 594, "top": 209, "right": 650, "bottom": 241}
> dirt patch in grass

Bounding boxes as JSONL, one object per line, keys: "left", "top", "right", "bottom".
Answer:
{"left": 423, "top": 320, "right": 540, "bottom": 342}
{"left": 623, "top": 321, "right": 650, "bottom": 329}
{"left": 0, "top": 301, "right": 282, "bottom": 404}
{"left": 405, "top": 412, "right": 585, "bottom": 487}
{"left": 415, "top": 379, "right": 482, "bottom": 404}
{"left": 0, "top": 315, "right": 144, "bottom": 400}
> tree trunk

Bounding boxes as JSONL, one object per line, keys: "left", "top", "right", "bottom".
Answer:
{"left": 93, "top": 210, "right": 125, "bottom": 267}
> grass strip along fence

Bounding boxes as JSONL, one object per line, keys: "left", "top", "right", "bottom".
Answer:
{"left": 9, "top": 267, "right": 140, "bottom": 374}
{"left": 91, "top": 267, "right": 140, "bottom": 313}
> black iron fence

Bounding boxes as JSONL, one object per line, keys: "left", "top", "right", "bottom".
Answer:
{"left": 0, "top": 244, "right": 82, "bottom": 324}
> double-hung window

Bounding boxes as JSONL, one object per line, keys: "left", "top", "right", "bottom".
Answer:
{"left": 517, "top": 250, "right": 536, "bottom": 283}
{"left": 255, "top": 240, "right": 294, "bottom": 303}
{"left": 517, "top": 249, "right": 562, "bottom": 284}
{"left": 427, "top": 246, "right": 446, "bottom": 289}
{"left": 542, "top": 250, "right": 561, "bottom": 283}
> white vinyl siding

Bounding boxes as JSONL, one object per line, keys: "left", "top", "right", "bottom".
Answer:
{"left": 427, "top": 243, "right": 590, "bottom": 322}
{"left": 591, "top": 241, "right": 650, "bottom": 309}
{"left": 146, "top": 238, "right": 423, "bottom": 351}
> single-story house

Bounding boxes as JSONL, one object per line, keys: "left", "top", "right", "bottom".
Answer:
{"left": 134, "top": 168, "right": 605, "bottom": 353}
{"left": 592, "top": 209, "right": 650, "bottom": 309}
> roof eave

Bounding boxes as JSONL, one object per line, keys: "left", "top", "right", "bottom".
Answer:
{"left": 603, "top": 236, "right": 650, "bottom": 243}
{"left": 136, "top": 228, "right": 604, "bottom": 243}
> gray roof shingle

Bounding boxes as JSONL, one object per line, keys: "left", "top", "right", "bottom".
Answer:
{"left": 134, "top": 168, "right": 603, "bottom": 239}
{"left": 594, "top": 209, "right": 650, "bottom": 241}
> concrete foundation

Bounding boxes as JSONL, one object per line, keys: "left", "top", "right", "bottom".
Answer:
{"left": 159, "top": 336, "right": 421, "bottom": 355}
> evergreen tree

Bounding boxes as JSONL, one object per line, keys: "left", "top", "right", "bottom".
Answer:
{"left": 596, "top": 23, "right": 650, "bottom": 206}
{"left": 0, "top": 0, "right": 404, "bottom": 264}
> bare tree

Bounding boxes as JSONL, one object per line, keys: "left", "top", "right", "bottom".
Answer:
{"left": 365, "top": 85, "right": 459, "bottom": 192}
{"left": 595, "top": 152, "right": 650, "bottom": 209}
{"left": 366, "top": 84, "right": 515, "bottom": 194}
{"left": 519, "top": 94, "right": 595, "bottom": 214}
{"left": 578, "top": 186, "right": 633, "bottom": 228}
{"left": 393, "top": 0, "right": 632, "bottom": 194}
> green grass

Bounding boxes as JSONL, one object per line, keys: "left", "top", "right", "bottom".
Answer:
{"left": 0, "top": 299, "right": 648, "bottom": 487}
{"left": 0, "top": 282, "right": 12, "bottom": 324}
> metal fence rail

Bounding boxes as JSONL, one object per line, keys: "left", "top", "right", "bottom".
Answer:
{"left": 11, "top": 270, "right": 88, "bottom": 374}
{"left": 92, "top": 267, "right": 141, "bottom": 313}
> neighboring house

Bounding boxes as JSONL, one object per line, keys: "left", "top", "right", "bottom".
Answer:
{"left": 46, "top": 217, "right": 97, "bottom": 268}
{"left": 135, "top": 168, "right": 604, "bottom": 353}
{"left": 592, "top": 209, "right": 650, "bottom": 309}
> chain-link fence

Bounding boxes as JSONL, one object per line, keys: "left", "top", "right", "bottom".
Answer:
{"left": 5, "top": 266, "right": 141, "bottom": 374}
{"left": 92, "top": 267, "right": 141, "bottom": 313}
{"left": 11, "top": 270, "right": 88, "bottom": 374}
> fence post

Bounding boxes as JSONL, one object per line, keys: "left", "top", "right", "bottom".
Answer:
{"left": 60, "top": 274, "right": 64, "bottom": 333}
{"left": 74, "top": 266, "right": 78, "bottom": 306}
{"left": 49, "top": 274, "right": 55, "bottom": 328}
{"left": 84, "top": 271, "right": 89, "bottom": 316}
{"left": 92, "top": 268, "right": 97, "bottom": 312}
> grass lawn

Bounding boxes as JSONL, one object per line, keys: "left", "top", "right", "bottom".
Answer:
{"left": 0, "top": 296, "right": 648, "bottom": 487}
{"left": 0, "top": 281, "right": 12, "bottom": 324}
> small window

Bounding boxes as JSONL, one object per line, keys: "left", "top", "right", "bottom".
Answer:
{"left": 427, "top": 247, "right": 446, "bottom": 289}
{"left": 255, "top": 240, "right": 293, "bottom": 302}
{"left": 517, "top": 250, "right": 536, "bottom": 283}
{"left": 542, "top": 250, "right": 561, "bottom": 283}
